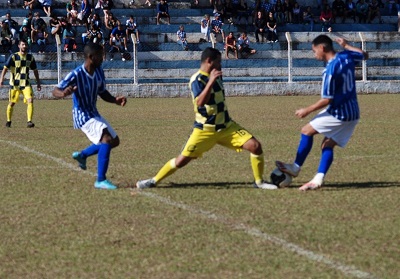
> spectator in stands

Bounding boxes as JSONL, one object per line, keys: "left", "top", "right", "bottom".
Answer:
{"left": 283, "top": 0, "right": 293, "bottom": 24}
{"left": 108, "top": 32, "right": 126, "bottom": 61}
{"left": 320, "top": 4, "right": 333, "bottom": 32}
{"left": 63, "top": 22, "right": 77, "bottom": 52}
{"left": 368, "top": 0, "right": 382, "bottom": 23}
{"left": 356, "top": 0, "right": 368, "bottom": 23}
{"left": 254, "top": 10, "right": 267, "bottom": 43}
{"left": 332, "top": 0, "right": 346, "bottom": 23}
{"left": 88, "top": 13, "right": 102, "bottom": 30}
{"left": 344, "top": 0, "right": 356, "bottom": 23}
{"left": 302, "top": 6, "right": 315, "bottom": 31}
{"left": 234, "top": 0, "right": 250, "bottom": 25}
{"left": 66, "top": 0, "right": 79, "bottom": 25}
{"left": 156, "top": 0, "right": 170, "bottom": 25}
{"left": 237, "top": 32, "right": 256, "bottom": 58}
{"left": 2, "top": 13, "right": 19, "bottom": 38}
{"left": 292, "top": 2, "right": 302, "bottom": 23}
{"left": 126, "top": 15, "right": 140, "bottom": 43}
{"left": 96, "top": 0, "right": 114, "bottom": 23}
{"left": 20, "top": 12, "right": 33, "bottom": 33}
{"left": 79, "top": 0, "right": 92, "bottom": 28}
{"left": 176, "top": 25, "right": 188, "bottom": 51}
{"left": 200, "top": 14, "right": 211, "bottom": 42}
{"left": 110, "top": 23, "right": 127, "bottom": 51}
{"left": 40, "top": 0, "right": 52, "bottom": 17}
{"left": 105, "top": 12, "right": 119, "bottom": 40}
{"left": 0, "top": 22, "right": 13, "bottom": 53}
{"left": 36, "top": 25, "right": 48, "bottom": 53}
{"left": 87, "top": 23, "right": 105, "bottom": 46}
{"left": 31, "top": 12, "right": 46, "bottom": 44}
{"left": 266, "top": 11, "right": 278, "bottom": 42}
{"left": 49, "top": 13, "right": 63, "bottom": 38}
{"left": 211, "top": 13, "right": 225, "bottom": 44}
{"left": 274, "top": 0, "right": 285, "bottom": 23}
{"left": 213, "top": 0, "right": 225, "bottom": 22}
{"left": 225, "top": 31, "right": 238, "bottom": 59}
{"left": 19, "top": 25, "right": 32, "bottom": 47}
{"left": 23, "top": 0, "right": 36, "bottom": 10}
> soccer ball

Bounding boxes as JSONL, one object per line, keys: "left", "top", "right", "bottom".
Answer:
{"left": 270, "top": 168, "right": 292, "bottom": 188}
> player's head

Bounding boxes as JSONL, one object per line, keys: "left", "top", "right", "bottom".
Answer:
{"left": 84, "top": 42, "right": 104, "bottom": 67}
{"left": 312, "top": 35, "right": 334, "bottom": 61}
{"left": 18, "top": 39, "right": 29, "bottom": 54}
{"left": 201, "top": 47, "right": 221, "bottom": 71}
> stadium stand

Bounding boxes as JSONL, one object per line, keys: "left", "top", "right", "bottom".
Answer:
{"left": 0, "top": 0, "right": 399, "bottom": 97}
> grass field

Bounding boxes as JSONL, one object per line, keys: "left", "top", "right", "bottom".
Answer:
{"left": 0, "top": 94, "right": 399, "bottom": 279}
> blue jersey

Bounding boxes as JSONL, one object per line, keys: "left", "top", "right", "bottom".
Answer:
{"left": 57, "top": 65, "right": 106, "bottom": 129}
{"left": 322, "top": 50, "right": 364, "bottom": 121}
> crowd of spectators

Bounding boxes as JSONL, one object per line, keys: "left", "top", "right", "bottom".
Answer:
{"left": 0, "top": 0, "right": 398, "bottom": 55}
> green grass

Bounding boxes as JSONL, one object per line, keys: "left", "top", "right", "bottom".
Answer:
{"left": 0, "top": 95, "right": 399, "bottom": 278}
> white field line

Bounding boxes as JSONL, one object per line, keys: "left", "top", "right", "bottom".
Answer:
{"left": 0, "top": 139, "right": 377, "bottom": 279}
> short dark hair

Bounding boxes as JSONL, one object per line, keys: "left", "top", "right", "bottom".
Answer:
{"left": 312, "top": 35, "right": 334, "bottom": 52}
{"left": 201, "top": 47, "right": 221, "bottom": 63}
{"left": 84, "top": 42, "right": 104, "bottom": 58}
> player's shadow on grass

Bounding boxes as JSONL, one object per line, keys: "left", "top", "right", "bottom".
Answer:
{"left": 133, "top": 181, "right": 253, "bottom": 189}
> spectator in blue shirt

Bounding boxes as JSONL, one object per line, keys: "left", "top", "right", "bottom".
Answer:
{"left": 110, "top": 23, "right": 127, "bottom": 51}
{"left": 237, "top": 32, "right": 256, "bottom": 58}
{"left": 176, "top": 25, "right": 188, "bottom": 51}
{"left": 211, "top": 13, "right": 225, "bottom": 44}
{"left": 157, "top": 0, "right": 170, "bottom": 25}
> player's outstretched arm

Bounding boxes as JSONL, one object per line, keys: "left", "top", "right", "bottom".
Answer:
{"left": 336, "top": 37, "right": 368, "bottom": 60}
{"left": 99, "top": 90, "right": 127, "bottom": 106}
{"left": 52, "top": 85, "right": 77, "bottom": 98}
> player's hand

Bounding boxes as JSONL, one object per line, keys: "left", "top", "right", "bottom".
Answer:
{"left": 295, "top": 108, "right": 309, "bottom": 118}
{"left": 336, "top": 37, "right": 347, "bottom": 48}
{"left": 37, "top": 84, "right": 42, "bottom": 91}
{"left": 210, "top": 68, "right": 222, "bottom": 82}
{"left": 63, "top": 85, "right": 77, "bottom": 97}
{"left": 115, "top": 96, "right": 127, "bottom": 106}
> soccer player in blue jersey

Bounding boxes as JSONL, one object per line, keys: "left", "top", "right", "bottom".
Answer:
{"left": 52, "top": 42, "right": 127, "bottom": 190}
{"left": 276, "top": 35, "right": 368, "bottom": 191}
{"left": 136, "top": 47, "right": 277, "bottom": 190}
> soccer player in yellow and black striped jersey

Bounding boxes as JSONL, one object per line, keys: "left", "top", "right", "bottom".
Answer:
{"left": 136, "top": 47, "right": 277, "bottom": 190}
{"left": 0, "top": 39, "right": 41, "bottom": 128}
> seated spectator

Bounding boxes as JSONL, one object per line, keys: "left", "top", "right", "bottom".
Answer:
{"left": 49, "top": 13, "right": 63, "bottom": 38}
{"left": 211, "top": 13, "right": 225, "bottom": 44}
{"left": 36, "top": 25, "right": 48, "bottom": 53}
{"left": 108, "top": 34, "right": 126, "bottom": 61}
{"left": 283, "top": 0, "right": 293, "bottom": 24}
{"left": 40, "top": 0, "right": 52, "bottom": 17}
{"left": 19, "top": 25, "right": 32, "bottom": 47}
{"left": 110, "top": 23, "right": 127, "bottom": 51}
{"left": 83, "top": 22, "right": 105, "bottom": 45}
{"left": 176, "top": 25, "right": 188, "bottom": 51}
{"left": 104, "top": 12, "right": 119, "bottom": 40}
{"left": 23, "top": 0, "right": 36, "bottom": 10}
{"left": 320, "top": 4, "right": 333, "bottom": 32}
{"left": 368, "top": 0, "right": 382, "bottom": 23}
{"left": 332, "top": 0, "right": 346, "bottom": 23}
{"left": 126, "top": 15, "right": 140, "bottom": 43}
{"left": 344, "top": 0, "right": 356, "bottom": 23}
{"left": 62, "top": 22, "right": 77, "bottom": 52}
{"left": 274, "top": 0, "right": 285, "bottom": 23}
{"left": 66, "top": 0, "right": 79, "bottom": 25}
{"left": 20, "top": 12, "right": 33, "bottom": 33}
{"left": 213, "top": 0, "right": 225, "bottom": 22}
{"left": 356, "top": 0, "right": 368, "bottom": 23}
{"left": 157, "top": 0, "right": 170, "bottom": 25}
{"left": 200, "top": 14, "right": 211, "bottom": 42}
{"left": 302, "top": 6, "right": 315, "bottom": 31}
{"left": 292, "top": 2, "right": 302, "bottom": 23}
{"left": 88, "top": 13, "right": 102, "bottom": 30}
{"left": 96, "top": 0, "right": 114, "bottom": 23}
{"left": 79, "top": 0, "right": 92, "bottom": 28}
{"left": 31, "top": 12, "right": 46, "bottom": 43}
{"left": 0, "top": 22, "right": 13, "bottom": 53}
{"left": 266, "top": 11, "right": 278, "bottom": 42}
{"left": 225, "top": 32, "right": 238, "bottom": 59}
{"left": 2, "top": 13, "right": 19, "bottom": 38}
{"left": 254, "top": 11, "right": 267, "bottom": 43}
{"left": 237, "top": 32, "right": 256, "bottom": 59}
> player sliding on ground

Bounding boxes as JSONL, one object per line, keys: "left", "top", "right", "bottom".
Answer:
{"left": 136, "top": 47, "right": 277, "bottom": 190}
{"left": 276, "top": 35, "right": 368, "bottom": 191}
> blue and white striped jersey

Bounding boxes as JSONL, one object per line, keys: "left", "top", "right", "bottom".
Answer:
{"left": 322, "top": 50, "right": 364, "bottom": 121}
{"left": 57, "top": 64, "right": 106, "bottom": 129}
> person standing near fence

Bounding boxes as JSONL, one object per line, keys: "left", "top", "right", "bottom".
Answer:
{"left": 52, "top": 42, "right": 127, "bottom": 190}
{"left": 0, "top": 39, "right": 41, "bottom": 128}
{"left": 276, "top": 35, "right": 368, "bottom": 191}
{"left": 136, "top": 47, "right": 277, "bottom": 190}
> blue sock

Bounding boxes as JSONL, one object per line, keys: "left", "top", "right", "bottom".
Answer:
{"left": 97, "top": 143, "right": 112, "bottom": 182}
{"left": 317, "top": 147, "right": 334, "bottom": 174}
{"left": 81, "top": 144, "right": 100, "bottom": 158}
{"left": 294, "top": 134, "right": 313, "bottom": 167}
